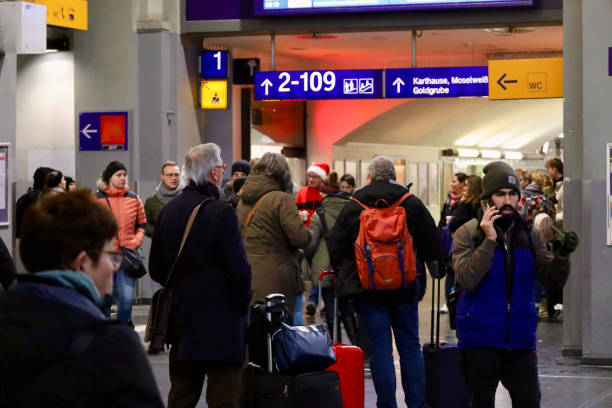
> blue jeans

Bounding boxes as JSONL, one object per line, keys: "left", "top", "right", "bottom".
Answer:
{"left": 294, "top": 293, "right": 305, "bottom": 325}
{"left": 355, "top": 295, "right": 425, "bottom": 408}
{"left": 113, "top": 269, "right": 135, "bottom": 323}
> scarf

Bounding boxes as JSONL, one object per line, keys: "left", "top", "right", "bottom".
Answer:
{"left": 36, "top": 270, "right": 102, "bottom": 307}
{"left": 449, "top": 190, "right": 463, "bottom": 208}
{"left": 155, "top": 181, "right": 184, "bottom": 205}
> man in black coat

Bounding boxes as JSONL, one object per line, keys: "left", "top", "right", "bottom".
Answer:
{"left": 149, "top": 143, "right": 252, "bottom": 408}
{"left": 15, "top": 166, "right": 54, "bottom": 238}
{"left": 0, "top": 237, "right": 16, "bottom": 290}
{"left": 328, "top": 156, "right": 441, "bottom": 408}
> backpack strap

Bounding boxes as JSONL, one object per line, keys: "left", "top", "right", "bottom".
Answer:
{"left": 351, "top": 192, "right": 412, "bottom": 210}
{"left": 464, "top": 218, "right": 484, "bottom": 248}
{"left": 391, "top": 192, "right": 412, "bottom": 208}
{"left": 315, "top": 206, "right": 330, "bottom": 238}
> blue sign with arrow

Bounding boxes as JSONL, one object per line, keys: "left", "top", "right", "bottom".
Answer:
{"left": 386, "top": 66, "right": 489, "bottom": 98}
{"left": 254, "top": 69, "right": 383, "bottom": 100}
{"left": 79, "top": 111, "right": 128, "bottom": 151}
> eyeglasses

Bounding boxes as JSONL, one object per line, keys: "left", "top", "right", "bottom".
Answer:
{"left": 103, "top": 250, "right": 125, "bottom": 269}
{"left": 163, "top": 173, "right": 180, "bottom": 177}
{"left": 214, "top": 164, "right": 228, "bottom": 171}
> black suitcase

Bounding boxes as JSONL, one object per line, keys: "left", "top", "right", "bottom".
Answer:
{"left": 243, "top": 294, "right": 344, "bottom": 408}
{"left": 422, "top": 277, "right": 471, "bottom": 408}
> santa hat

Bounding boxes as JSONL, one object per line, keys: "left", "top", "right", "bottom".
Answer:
{"left": 307, "top": 163, "right": 329, "bottom": 179}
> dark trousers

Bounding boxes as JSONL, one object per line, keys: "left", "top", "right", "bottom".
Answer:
{"left": 168, "top": 346, "right": 242, "bottom": 408}
{"left": 461, "top": 348, "right": 541, "bottom": 408}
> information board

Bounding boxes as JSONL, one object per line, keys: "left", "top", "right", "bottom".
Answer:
{"left": 256, "top": 0, "right": 532, "bottom": 15}
{"left": 0, "top": 144, "right": 8, "bottom": 226}
{"left": 201, "top": 50, "right": 229, "bottom": 79}
{"left": 79, "top": 111, "right": 128, "bottom": 151}
{"left": 386, "top": 66, "right": 488, "bottom": 98}
{"left": 254, "top": 69, "right": 383, "bottom": 100}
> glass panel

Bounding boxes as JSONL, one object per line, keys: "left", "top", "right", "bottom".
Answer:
{"left": 393, "top": 159, "right": 406, "bottom": 186}
{"left": 428, "top": 163, "right": 439, "bottom": 207}
{"left": 418, "top": 163, "right": 428, "bottom": 203}
{"left": 407, "top": 163, "right": 418, "bottom": 194}
{"left": 334, "top": 160, "right": 345, "bottom": 175}
{"left": 346, "top": 160, "right": 358, "bottom": 186}
{"left": 360, "top": 161, "right": 370, "bottom": 187}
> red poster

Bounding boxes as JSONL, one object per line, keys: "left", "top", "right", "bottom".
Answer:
{"left": 100, "top": 115, "right": 126, "bottom": 146}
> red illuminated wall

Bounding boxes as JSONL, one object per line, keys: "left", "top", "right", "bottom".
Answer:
{"left": 306, "top": 99, "right": 408, "bottom": 166}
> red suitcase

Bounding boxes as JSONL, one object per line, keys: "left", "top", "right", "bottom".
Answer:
{"left": 318, "top": 271, "right": 365, "bottom": 408}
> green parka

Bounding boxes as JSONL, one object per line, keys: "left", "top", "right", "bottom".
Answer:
{"left": 237, "top": 174, "right": 311, "bottom": 314}
{"left": 307, "top": 194, "right": 349, "bottom": 289}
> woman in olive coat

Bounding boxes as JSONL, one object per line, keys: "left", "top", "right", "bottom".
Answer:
{"left": 237, "top": 153, "right": 311, "bottom": 315}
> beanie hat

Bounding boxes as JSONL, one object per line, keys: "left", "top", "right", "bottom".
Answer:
{"left": 307, "top": 163, "right": 330, "bottom": 179}
{"left": 481, "top": 161, "right": 521, "bottom": 199}
{"left": 102, "top": 161, "right": 127, "bottom": 184}
{"left": 231, "top": 159, "right": 251, "bottom": 176}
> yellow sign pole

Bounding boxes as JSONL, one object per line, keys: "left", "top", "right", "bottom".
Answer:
{"left": 488, "top": 58, "right": 563, "bottom": 100}
{"left": 27, "top": 0, "right": 88, "bottom": 31}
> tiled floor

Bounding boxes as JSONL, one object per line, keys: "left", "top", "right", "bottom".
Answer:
{"left": 135, "top": 293, "right": 612, "bottom": 408}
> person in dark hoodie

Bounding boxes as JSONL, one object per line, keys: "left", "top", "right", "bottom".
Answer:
{"left": 328, "top": 156, "right": 442, "bottom": 408}
{"left": 453, "top": 161, "right": 578, "bottom": 408}
{"left": 15, "top": 166, "right": 54, "bottom": 238}
{"left": 0, "top": 190, "right": 164, "bottom": 408}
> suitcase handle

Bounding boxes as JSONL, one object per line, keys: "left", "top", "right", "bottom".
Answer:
{"left": 430, "top": 275, "right": 442, "bottom": 348}
{"left": 316, "top": 271, "right": 339, "bottom": 343}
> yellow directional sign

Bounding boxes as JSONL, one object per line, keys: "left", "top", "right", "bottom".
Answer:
{"left": 201, "top": 80, "right": 228, "bottom": 110}
{"left": 28, "top": 0, "right": 88, "bottom": 31}
{"left": 488, "top": 58, "right": 563, "bottom": 100}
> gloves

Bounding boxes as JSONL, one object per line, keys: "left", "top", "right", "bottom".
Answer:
{"left": 552, "top": 229, "right": 579, "bottom": 256}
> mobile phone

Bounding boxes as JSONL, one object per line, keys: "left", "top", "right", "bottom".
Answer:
{"left": 480, "top": 199, "right": 491, "bottom": 210}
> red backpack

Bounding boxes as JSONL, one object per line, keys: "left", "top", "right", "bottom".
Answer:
{"left": 352, "top": 192, "right": 416, "bottom": 291}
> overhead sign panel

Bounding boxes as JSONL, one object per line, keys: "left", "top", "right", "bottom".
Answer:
{"left": 29, "top": 0, "right": 88, "bottom": 30}
{"left": 386, "top": 67, "right": 488, "bottom": 98}
{"left": 488, "top": 58, "right": 563, "bottom": 100}
{"left": 200, "top": 50, "right": 229, "bottom": 79}
{"left": 256, "top": 0, "right": 532, "bottom": 15}
{"left": 254, "top": 69, "right": 383, "bottom": 100}
{"left": 201, "top": 80, "right": 229, "bottom": 109}
{"left": 79, "top": 111, "right": 128, "bottom": 151}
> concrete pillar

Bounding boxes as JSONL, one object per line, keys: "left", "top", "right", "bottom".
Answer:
{"left": 563, "top": 0, "right": 612, "bottom": 364}
{"left": 0, "top": 52, "right": 17, "bottom": 250}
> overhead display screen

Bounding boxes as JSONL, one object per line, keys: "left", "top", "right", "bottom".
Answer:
{"left": 256, "top": 0, "right": 532, "bottom": 15}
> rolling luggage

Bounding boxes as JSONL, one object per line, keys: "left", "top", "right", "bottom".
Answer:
{"left": 422, "top": 276, "right": 471, "bottom": 408}
{"left": 243, "top": 293, "right": 344, "bottom": 408}
{"left": 318, "top": 271, "right": 365, "bottom": 408}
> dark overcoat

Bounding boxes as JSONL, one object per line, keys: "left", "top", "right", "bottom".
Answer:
{"left": 149, "top": 182, "right": 252, "bottom": 364}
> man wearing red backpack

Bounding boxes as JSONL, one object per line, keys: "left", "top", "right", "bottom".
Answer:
{"left": 328, "top": 156, "right": 442, "bottom": 408}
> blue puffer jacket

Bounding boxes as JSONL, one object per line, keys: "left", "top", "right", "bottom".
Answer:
{"left": 456, "top": 220, "right": 538, "bottom": 350}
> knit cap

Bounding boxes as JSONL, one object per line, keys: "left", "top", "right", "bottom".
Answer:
{"left": 102, "top": 161, "right": 127, "bottom": 184}
{"left": 480, "top": 161, "right": 521, "bottom": 199}
{"left": 231, "top": 160, "right": 251, "bottom": 176}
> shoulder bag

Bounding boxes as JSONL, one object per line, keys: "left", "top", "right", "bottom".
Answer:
{"left": 144, "top": 198, "right": 213, "bottom": 349}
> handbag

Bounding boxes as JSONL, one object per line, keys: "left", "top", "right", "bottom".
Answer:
{"left": 144, "top": 198, "right": 213, "bottom": 349}
{"left": 103, "top": 196, "right": 146, "bottom": 279}
{"left": 272, "top": 322, "right": 337, "bottom": 374}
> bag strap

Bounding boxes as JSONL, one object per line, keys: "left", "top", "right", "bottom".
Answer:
{"left": 164, "top": 198, "right": 214, "bottom": 287}
{"left": 104, "top": 196, "right": 122, "bottom": 245}
{"left": 316, "top": 206, "right": 330, "bottom": 237}
{"left": 242, "top": 192, "right": 272, "bottom": 238}
{"left": 351, "top": 191, "right": 412, "bottom": 211}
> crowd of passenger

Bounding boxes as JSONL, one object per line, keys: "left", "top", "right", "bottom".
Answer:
{"left": 0, "top": 144, "right": 577, "bottom": 408}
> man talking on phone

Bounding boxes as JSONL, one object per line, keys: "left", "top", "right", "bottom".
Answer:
{"left": 452, "top": 161, "right": 578, "bottom": 408}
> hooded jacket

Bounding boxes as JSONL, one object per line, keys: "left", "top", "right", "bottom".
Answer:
{"left": 0, "top": 272, "right": 164, "bottom": 407}
{"left": 95, "top": 185, "right": 146, "bottom": 250}
{"left": 306, "top": 193, "right": 349, "bottom": 288}
{"left": 452, "top": 212, "right": 570, "bottom": 350}
{"left": 237, "top": 174, "right": 311, "bottom": 315}
{"left": 328, "top": 180, "right": 440, "bottom": 301}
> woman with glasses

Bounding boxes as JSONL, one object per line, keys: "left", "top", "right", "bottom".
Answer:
{"left": 95, "top": 160, "right": 147, "bottom": 324}
{"left": 0, "top": 190, "right": 164, "bottom": 407}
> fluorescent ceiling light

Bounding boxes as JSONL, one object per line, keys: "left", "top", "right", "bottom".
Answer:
{"left": 542, "top": 141, "right": 550, "bottom": 154}
{"left": 504, "top": 151, "right": 523, "bottom": 160}
{"left": 454, "top": 134, "right": 488, "bottom": 147}
{"left": 558, "top": 133, "right": 564, "bottom": 138}
{"left": 481, "top": 149, "right": 501, "bottom": 159}
{"left": 458, "top": 148, "right": 479, "bottom": 158}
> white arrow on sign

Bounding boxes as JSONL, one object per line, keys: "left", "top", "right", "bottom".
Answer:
{"left": 81, "top": 123, "right": 98, "bottom": 139}
{"left": 261, "top": 79, "right": 273, "bottom": 96}
{"left": 392, "top": 77, "right": 406, "bottom": 93}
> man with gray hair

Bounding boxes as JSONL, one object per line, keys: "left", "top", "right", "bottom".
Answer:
{"left": 329, "top": 155, "right": 441, "bottom": 408}
{"left": 149, "top": 143, "right": 252, "bottom": 408}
